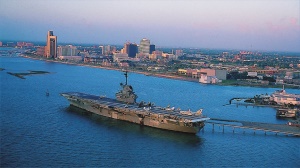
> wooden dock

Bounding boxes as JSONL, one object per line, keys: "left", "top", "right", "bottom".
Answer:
{"left": 205, "top": 118, "right": 300, "bottom": 136}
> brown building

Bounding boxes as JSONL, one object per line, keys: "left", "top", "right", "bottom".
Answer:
{"left": 45, "top": 31, "right": 57, "bottom": 58}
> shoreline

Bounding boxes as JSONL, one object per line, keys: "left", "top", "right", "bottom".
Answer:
{"left": 21, "top": 55, "right": 300, "bottom": 89}
{"left": 21, "top": 55, "right": 200, "bottom": 82}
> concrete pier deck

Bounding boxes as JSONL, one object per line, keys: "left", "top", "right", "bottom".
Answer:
{"left": 207, "top": 118, "right": 300, "bottom": 136}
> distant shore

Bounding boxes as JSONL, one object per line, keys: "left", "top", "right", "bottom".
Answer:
{"left": 21, "top": 55, "right": 199, "bottom": 83}
{"left": 21, "top": 55, "right": 300, "bottom": 89}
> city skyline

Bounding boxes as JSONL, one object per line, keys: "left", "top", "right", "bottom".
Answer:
{"left": 0, "top": 0, "right": 299, "bottom": 52}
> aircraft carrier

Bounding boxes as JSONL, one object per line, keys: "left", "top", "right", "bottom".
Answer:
{"left": 61, "top": 72, "right": 209, "bottom": 134}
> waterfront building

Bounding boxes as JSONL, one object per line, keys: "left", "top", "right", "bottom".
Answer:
{"left": 58, "top": 56, "right": 82, "bottom": 62}
{"left": 57, "top": 45, "right": 78, "bottom": 56}
{"left": 270, "top": 87, "right": 300, "bottom": 105}
{"left": 178, "top": 69, "right": 187, "bottom": 75}
{"left": 186, "top": 69, "right": 200, "bottom": 78}
{"left": 84, "top": 56, "right": 104, "bottom": 64}
{"left": 57, "top": 45, "right": 81, "bottom": 62}
{"left": 200, "top": 68, "right": 227, "bottom": 80}
{"left": 139, "top": 38, "right": 150, "bottom": 54}
{"left": 199, "top": 69, "right": 227, "bottom": 84}
{"left": 101, "top": 60, "right": 113, "bottom": 67}
{"left": 178, "top": 68, "right": 227, "bottom": 83}
{"left": 45, "top": 31, "right": 57, "bottom": 58}
{"left": 199, "top": 74, "right": 219, "bottom": 84}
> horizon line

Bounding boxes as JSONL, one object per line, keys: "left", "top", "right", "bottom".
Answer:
{"left": 1, "top": 39, "right": 300, "bottom": 54}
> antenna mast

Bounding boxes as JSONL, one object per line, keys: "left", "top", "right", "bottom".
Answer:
{"left": 124, "top": 71, "right": 128, "bottom": 85}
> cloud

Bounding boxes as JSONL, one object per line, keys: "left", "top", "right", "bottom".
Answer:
{"left": 289, "top": 17, "right": 299, "bottom": 27}
{"left": 265, "top": 17, "right": 300, "bottom": 33}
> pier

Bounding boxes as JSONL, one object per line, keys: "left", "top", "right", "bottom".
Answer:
{"left": 205, "top": 118, "right": 300, "bottom": 136}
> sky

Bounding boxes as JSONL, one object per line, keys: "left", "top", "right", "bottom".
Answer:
{"left": 0, "top": 0, "right": 299, "bottom": 52}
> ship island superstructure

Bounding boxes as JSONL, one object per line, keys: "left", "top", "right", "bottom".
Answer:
{"left": 61, "top": 72, "right": 209, "bottom": 134}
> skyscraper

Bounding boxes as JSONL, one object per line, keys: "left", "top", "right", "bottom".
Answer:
{"left": 45, "top": 31, "right": 57, "bottom": 58}
{"left": 123, "top": 42, "right": 138, "bottom": 58}
{"left": 128, "top": 43, "right": 138, "bottom": 58}
{"left": 138, "top": 38, "right": 150, "bottom": 54}
{"left": 150, "top": 44, "right": 155, "bottom": 54}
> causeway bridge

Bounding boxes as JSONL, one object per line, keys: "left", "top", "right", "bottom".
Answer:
{"left": 205, "top": 118, "right": 300, "bottom": 136}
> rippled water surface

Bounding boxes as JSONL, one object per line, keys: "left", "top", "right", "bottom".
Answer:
{"left": 1, "top": 53, "right": 299, "bottom": 167}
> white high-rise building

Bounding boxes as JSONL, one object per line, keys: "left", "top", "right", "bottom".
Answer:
{"left": 138, "top": 38, "right": 150, "bottom": 54}
{"left": 57, "top": 45, "right": 77, "bottom": 56}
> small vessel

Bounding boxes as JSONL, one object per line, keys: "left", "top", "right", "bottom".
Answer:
{"left": 287, "top": 121, "right": 300, "bottom": 127}
{"left": 276, "top": 108, "right": 297, "bottom": 118}
{"left": 61, "top": 71, "right": 209, "bottom": 134}
{"left": 46, "top": 89, "right": 49, "bottom": 96}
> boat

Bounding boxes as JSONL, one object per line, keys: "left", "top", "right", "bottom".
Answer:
{"left": 270, "top": 85, "right": 300, "bottom": 106}
{"left": 276, "top": 108, "right": 297, "bottom": 118}
{"left": 287, "top": 121, "right": 300, "bottom": 127}
{"left": 61, "top": 71, "right": 210, "bottom": 134}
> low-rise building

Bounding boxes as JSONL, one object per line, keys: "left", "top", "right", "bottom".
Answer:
{"left": 58, "top": 56, "right": 82, "bottom": 62}
{"left": 178, "top": 69, "right": 187, "bottom": 75}
{"left": 199, "top": 69, "right": 227, "bottom": 84}
{"left": 162, "top": 53, "right": 177, "bottom": 60}
{"left": 248, "top": 72, "right": 258, "bottom": 77}
{"left": 199, "top": 73, "right": 219, "bottom": 84}
{"left": 36, "top": 46, "right": 45, "bottom": 56}
{"left": 200, "top": 68, "right": 227, "bottom": 80}
{"left": 113, "top": 53, "right": 128, "bottom": 62}
{"left": 178, "top": 68, "right": 227, "bottom": 82}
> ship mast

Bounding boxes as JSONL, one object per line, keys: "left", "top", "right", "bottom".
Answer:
{"left": 124, "top": 71, "right": 128, "bottom": 85}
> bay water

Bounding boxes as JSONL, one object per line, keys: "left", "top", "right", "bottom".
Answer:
{"left": 1, "top": 49, "right": 299, "bottom": 167}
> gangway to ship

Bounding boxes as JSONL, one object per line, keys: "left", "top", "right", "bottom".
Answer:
{"left": 205, "top": 118, "right": 300, "bottom": 137}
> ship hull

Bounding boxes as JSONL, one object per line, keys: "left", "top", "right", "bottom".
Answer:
{"left": 61, "top": 92, "right": 208, "bottom": 134}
